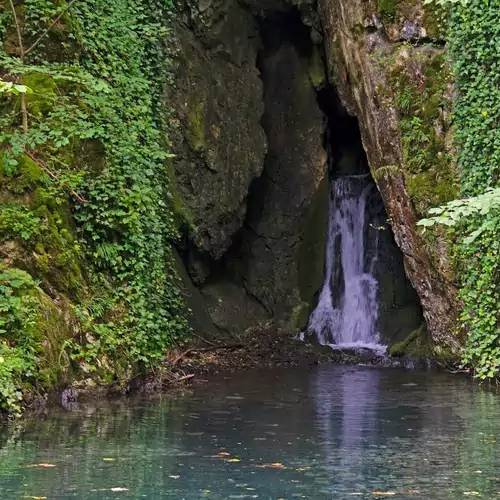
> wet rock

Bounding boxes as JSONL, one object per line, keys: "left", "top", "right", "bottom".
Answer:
{"left": 60, "top": 387, "right": 78, "bottom": 410}
{"left": 170, "top": 1, "right": 266, "bottom": 262}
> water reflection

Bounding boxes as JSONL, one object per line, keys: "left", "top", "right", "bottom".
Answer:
{"left": 0, "top": 367, "right": 500, "bottom": 499}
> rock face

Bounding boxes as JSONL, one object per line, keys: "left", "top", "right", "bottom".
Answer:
{"left": 170, "top": 1, "right": 266, "bottom": 275}
{"left": 317, "top": 0, "right": 462, "bottom": 356}
{"left": 172, "top": 4, "right": 331, "bottom": 335}
{"left": 237, "top": 14, "right": 328, "bottom": 324}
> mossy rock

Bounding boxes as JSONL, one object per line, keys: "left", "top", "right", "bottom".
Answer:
{"left": 186, "top": 98, "right": 206, "bottom": 152}
{"left": 378, "top": 0, "right": 399, "bottom": 22}
{"left": 389, "top": 324, "right": 431, "bottom": 357}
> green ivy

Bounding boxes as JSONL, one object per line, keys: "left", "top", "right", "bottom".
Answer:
{"left": 0, "top": 266, "right": 40, "bottom": 415}
{"left": 0, "top": 0, "right": 188, "bottom": 411}
{"left": 420, "top": 0, "right": 500, "bottom": 379}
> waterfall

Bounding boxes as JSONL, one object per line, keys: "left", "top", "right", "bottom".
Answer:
{"left": 304, "top": 175, "right": 384, "bottom": 350}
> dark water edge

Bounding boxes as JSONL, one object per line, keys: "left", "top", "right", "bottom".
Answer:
{"left": 2, "top": 365, "right": 499, "bottom": 499}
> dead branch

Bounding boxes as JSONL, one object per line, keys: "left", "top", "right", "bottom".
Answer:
{"left": 24, "top": 150, "right": 88, "bottom": 203}
{"left": 172, "top": 344, "right": 243, "bottom": 366}
{"left": 25, "top": 0, "right": 78, "bottom": 56}
{"left": 191, "top": 331, "right": 219, "bottom": 347}
{"left": 8, "top": 0, "right": 28, "bottom": 132}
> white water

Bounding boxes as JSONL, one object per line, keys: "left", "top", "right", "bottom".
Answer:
{"left": 304, "top": 175, "right": 384, "bottom": 350}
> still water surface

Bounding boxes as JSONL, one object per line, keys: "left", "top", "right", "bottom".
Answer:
{"left": 1, "top": 366, "right": 500, "bottom": 499}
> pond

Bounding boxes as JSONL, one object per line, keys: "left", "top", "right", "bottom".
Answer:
{"left": 1, "top": 365, "right": 500, "bottom": 499}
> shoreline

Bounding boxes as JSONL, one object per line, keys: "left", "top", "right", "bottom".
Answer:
{"left": 15, "top": 330, "right": 446, "bottom": 421}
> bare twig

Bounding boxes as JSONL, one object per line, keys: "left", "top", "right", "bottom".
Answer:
{"left": 8, "top": 0, "right": 24, "bottom": 59}
{"left": 25, "top": 0, "right": 78, "bottom": 56}
{"left": 24, "top": 150, "right": 88, "bottom": 203}
{"left": 8, "top": 0, "right": 28, "bottom": 133}
{"left": 191, "top": 331, "right": 219, "bottom": 347}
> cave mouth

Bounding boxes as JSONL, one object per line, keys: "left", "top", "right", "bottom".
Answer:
{"left": 184, "top": 5, "right": 423, "bottom": 344}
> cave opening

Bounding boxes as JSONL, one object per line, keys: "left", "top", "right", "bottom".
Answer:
{"left": 182, "top": 4, "right": 423, "bottom": 344}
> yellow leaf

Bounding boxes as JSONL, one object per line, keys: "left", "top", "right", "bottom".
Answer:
{"left": 270, "top": 463, "right": 286, "bottom": 469}
{"left": 103, "top": 458, "right": 116, "bottom": 461}
{"left": 225, "top": 458, "right": 241, "bottom": 463}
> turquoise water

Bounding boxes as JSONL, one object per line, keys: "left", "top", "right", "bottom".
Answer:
{"left": 1, "top": 366, "right": 500, "bottom": 499}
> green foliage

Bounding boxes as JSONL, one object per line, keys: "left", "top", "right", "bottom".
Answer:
{"left": 0, "top": 204, "right": 41, "bottom": 241}
{"left": 0, "top": 0, "right": 188, "bottom": 411}
{"left": 0, "top": 80, "right": 32, "bottom": 95}
{"left": 419, "top": 0, "right": 500, "bottom": 379}
{"left": 0, "top": 266, "right": 40, "bottom": 415}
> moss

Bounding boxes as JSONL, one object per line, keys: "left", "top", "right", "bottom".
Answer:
{"left": 35, "top": 291, "right": 74, "bottom": 387}
{"left": 186, "top": 99, "right": 205, "bottom": 152}
{"left": 21, "top": 73, "right": 57, "bottom": 118}
{"left": 406, "top": 167, "right": 459, "bottom": 214}
{"left": 165, "top": 158, "right": 194, "bottom": 230}
{"left": 386, "top": 47, "right": 458, "bottom": 215}
{"left": 31, "top": 201, "right": 84, "bottom": 298}
{"left": 0, "top": 154, "right": 46, "bottom": 194}
{"left": 307, "top": 46, "right": 326, "bottom": 90}
{"left": 389, "top": 324, "right": 431, "bottom": 357}
{"left": 291, "top": 301, "right": 310, "bottom": 331}
{"left": 378, "top": 0, "right": 399, "bottom": 22}
{"left": 422, "top": 3, "right": 449, "bottom": 40}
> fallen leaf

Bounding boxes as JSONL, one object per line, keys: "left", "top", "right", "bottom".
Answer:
{"left": 218, "top": 452, "right": 231, "bottom": 457}
{"left": 110, "top": 487, "right": 129, "bottom": 492}
{"left": 225, "top": 458, "right": 241, "bottom": 463}
{"left": 23, "top": 497, "right": 47, "bottom": 499}
{"left": 256, "top": 463, "right": 287, "bottom": 469}
{"left": 371, "top": 492, "right": 396, "bottom": 496}
{"left": 169, "top": 475, "right": 180, "bottom": 479}
{"left": 26, "top": 463, "right": 56, "bottom": 468}
{"left": 103, "top": 458, "right": 116, "bottom": 462}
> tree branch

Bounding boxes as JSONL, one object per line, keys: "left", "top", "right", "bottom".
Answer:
{"left": 8, "top": 0, "right": 24, "bottom": 59}
{"left": 8, "top": 0, "right": 28, "bottom": 133}
{"left": 24, "top": 150, "right": 88, "bottom": 203}
{"left": 25, "top": 0, "right": 78, "bottom": 56}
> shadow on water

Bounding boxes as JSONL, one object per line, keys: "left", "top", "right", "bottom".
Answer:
{"left": 1, "top": 366, "right": 500, "bottom": 499}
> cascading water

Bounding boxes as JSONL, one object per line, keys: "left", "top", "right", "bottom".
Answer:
{"left": 304, "top": 175, "right": 385, "bottom": 350}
